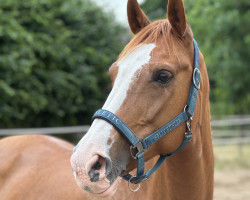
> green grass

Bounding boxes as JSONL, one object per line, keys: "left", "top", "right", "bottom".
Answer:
{"left": 214, "top": 144, "right": 250, "bottom": 170}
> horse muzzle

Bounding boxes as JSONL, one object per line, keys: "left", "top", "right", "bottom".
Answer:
{"left": 71, "top": 152, "right": 111, "bottom": 193}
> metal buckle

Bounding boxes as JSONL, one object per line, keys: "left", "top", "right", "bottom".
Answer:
{"left": 193, "top": 68, "right": 200, "bottom": 90}
{"left": 130, "top": 139, "right": 144, "bottom": 159}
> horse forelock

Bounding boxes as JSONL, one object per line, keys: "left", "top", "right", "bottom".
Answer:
{"left": 118, "top": 20, "right": 178, "bottom": 62}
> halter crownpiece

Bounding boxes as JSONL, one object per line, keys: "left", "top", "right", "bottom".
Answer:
{"left": 92, "top": 39, "right": 200, "bottom": 190}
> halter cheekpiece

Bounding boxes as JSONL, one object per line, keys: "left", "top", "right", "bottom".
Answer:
{"left": 92, "top": 39, "right": 201, "bottom": 190}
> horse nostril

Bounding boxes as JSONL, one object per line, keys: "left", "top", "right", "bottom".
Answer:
{"left": 88, "top": 168, "right": 100, "bottom": 182}
{"left": 88, "top": 161, "right": 102, "bottom": 182}
{"left": 87, "top": 155, "right": 110, "bottom": 183}
{"left": 92, "top": 161, "right": 101, "bottom": 170}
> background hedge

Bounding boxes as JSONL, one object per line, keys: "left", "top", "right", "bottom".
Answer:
{"left": 0, "top": 0, "right": 125, "bottom": 127}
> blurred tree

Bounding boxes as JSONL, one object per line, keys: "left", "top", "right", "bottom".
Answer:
{"left": 0, "top": 0, "right": 125, "bottom": 127}
{"left": 141, "top": 0, "right": 168, "bottom": 20}
{"left": 141, "top": 0, "right": 250, "bottom": 115}
{"left": 186, "top": 0, "right": 250, "bottom": 115}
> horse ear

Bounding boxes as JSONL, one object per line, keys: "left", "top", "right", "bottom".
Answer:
{"left": 167, "top": 0, "right": 187, "bottom": 37}
{"left": 127, "top": 0, "right": 151, "bottom": 34}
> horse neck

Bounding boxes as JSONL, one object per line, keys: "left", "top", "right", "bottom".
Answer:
{"left": 149, "top": 56, "right": 214, "bottom": 200}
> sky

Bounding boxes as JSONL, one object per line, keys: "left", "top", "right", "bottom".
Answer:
{"left": 94, "top": 0, "right": 144, "bottom": 26}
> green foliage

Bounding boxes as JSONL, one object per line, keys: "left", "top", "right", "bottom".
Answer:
{"left": 141, "top": 0, "right": 168, "bottom": 20}
{"left": 141, "top": 0, "right": 250, "bottom": 115}
{"left": 0, "top": 0, "right": 125, "bottom": 127}
{"left": 186, "top": 0, "right": 250, "bottom": 115}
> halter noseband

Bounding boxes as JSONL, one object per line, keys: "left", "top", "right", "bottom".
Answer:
{"left": 92, "top": 39, "right": 200, "bottom": 189}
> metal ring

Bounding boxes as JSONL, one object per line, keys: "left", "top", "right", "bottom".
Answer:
{"left": 183, "top": 105, "right": 188, "bottom": 112}
{"left": 193, "top": 68, "right": 200, "bottom": 90}
{"left": 128, "top": 177, "right": 140, "bottom": 192}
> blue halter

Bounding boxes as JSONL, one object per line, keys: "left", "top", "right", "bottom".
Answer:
{"left": 92, "top": 39, "right": 200, "bottom": 187}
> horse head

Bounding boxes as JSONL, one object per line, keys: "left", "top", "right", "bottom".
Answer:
{"left": 71, "top": 0, "right": 202, "bottom": 197}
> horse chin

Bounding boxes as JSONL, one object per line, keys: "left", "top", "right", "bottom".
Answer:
{"left": 77, "top": 176, "right": 122, "bottom": 197}
{"left": 74, "top": 160, "right": 124, "bottom": 197}
{"left": 95, "top": 177, "right": 122, "bottom": 197}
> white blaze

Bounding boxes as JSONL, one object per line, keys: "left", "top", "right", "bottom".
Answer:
{"left": 72, "top": 43, "right": 156, "bottom": 173}
{"left": 103, "top": 43, "right": 156, "bottom": 113}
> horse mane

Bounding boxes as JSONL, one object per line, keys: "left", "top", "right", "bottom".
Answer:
{"left": 119, "top": 20, "right": 177, "bottom": 61}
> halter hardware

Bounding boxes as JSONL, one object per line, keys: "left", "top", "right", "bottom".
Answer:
{"left": 193, "top": 68, "right": 201, "bottom": 90}
{"left": 130, "top": 139, "right": 144, "bottom": 159}
{"left": 128, "top": 176, "right": 141, "bottom": 192}
{"left": 184, "top": 105, "right": 193, "bottom": 135}
{"left": 91, "top": 39, "right": 201, "bottom": 190}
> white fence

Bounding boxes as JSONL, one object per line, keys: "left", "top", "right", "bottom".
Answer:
{"left": 0, "top": 115, "right": 250, "bottom": 145}
{"left": 211, "top": 115, "right": 250, "bottom": 145}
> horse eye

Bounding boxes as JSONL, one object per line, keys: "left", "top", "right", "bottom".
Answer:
{"left": 154, "top": 70, "right": 173, "bottom": 84}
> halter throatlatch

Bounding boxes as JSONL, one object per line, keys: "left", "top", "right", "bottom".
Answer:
{"left": 92, "top": 39, "right": 201, "bottom": 190}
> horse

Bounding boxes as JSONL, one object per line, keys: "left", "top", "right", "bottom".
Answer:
{"left": 0, "top": 0, "right": 214, "bottom": 199}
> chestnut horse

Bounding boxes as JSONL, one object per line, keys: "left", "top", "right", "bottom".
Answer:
{"left": 0, "top": 0, "right": 214, "bottom": 199}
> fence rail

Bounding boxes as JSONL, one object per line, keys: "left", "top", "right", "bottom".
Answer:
{"left": 0, "top": 126, "right": 89, "bottom": 135}
{"left": 211, "top": 115, "right": 250, "bottom": 145}
{"left": 211, "top": 116, "right": 250, "bottom": 127}
{"left": 1, "top": 116, "right": 250, "bottom": 145}
{"left": 212, "top": 130, "right": 250, "bottom": 137}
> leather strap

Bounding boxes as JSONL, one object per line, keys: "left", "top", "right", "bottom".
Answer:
{"left": 122, "top": 133, "right": 192, "bottom": 184}
{"left": 92, "top": 109, "right": 140, "bottom": 146}
{"left": 187, "top": 40, "right": 200, "bottom": 116}
{"left": 141, "top": 111, "right": 189, "bottom": 149}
